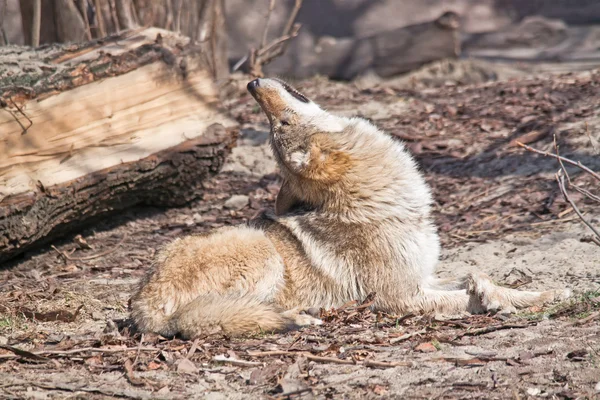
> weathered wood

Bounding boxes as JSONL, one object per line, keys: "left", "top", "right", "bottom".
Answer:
{"left": 0, "top": 28, "right": 238, "bottom": 263}
{"left": 0, "top": 124, "right": 236, "bottom": 264}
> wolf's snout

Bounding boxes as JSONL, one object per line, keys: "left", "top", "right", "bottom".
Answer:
{"left": 247, "top": 79, "right": 260, "bottom": 92}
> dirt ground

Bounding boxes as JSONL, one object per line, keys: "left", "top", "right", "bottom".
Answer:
{"left": 1, "top": 66, "right": 599, "bottom": 399}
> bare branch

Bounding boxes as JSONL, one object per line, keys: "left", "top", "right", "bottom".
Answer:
{"left": 516, "top": 141, "right": 600, "bottom": 182}
{"left": 280, "top": 0, "right": 302, "bottom": 37}
{"left": 256, "top": 23, "right": 300, "bottom": 59}
{"left": 556, "top": 169, "right": 600, "bottom": 243}
{"left": 585, "top": 121, "right": 599, "bottom": 153}
{"left": 261, "top": 0, "right": 276, "bottom": 49}
{"left": 519, "top": 139, "right": 600, "bottom": 246}
{"left": 244, "top": 0, "right": 304, "bottom": 77}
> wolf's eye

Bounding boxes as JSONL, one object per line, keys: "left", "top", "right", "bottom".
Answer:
{"left": 281, "top": 120, "right": 290, "bottom": 126}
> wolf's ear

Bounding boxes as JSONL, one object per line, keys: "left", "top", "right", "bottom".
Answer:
{"left": 300, "top": 133, "right": 352, "bottom": 182}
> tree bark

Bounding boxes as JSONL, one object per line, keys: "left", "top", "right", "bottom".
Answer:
{"left": 0, "top": 27, "right": 238, "bottom": 263}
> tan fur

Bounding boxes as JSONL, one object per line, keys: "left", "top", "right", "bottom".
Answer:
{"left": 130, "top": 78, "right": 570, "bottom": 339}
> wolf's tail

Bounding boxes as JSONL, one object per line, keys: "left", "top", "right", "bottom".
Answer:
{"left": 130, "top": 292, "right": 295, "bottom": 338}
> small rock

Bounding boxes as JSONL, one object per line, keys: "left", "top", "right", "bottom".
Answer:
{"left": 91, "top": 311, "right": 104, "bottom": 321}
{"left": 192, "top": 213, "right": 203, "bottom": 223}
{"left": 176, "top": 358, "right": 198, "bottom": 374}
{"left": 0, "top": 336, "right": 8, "bottom": 345}
{"left": 415, "top": 342, "right": 437, "bottom": 353}
{"left": 157, "top": 386, "right": 170, "bottom": 395}
{"left": 595, "top": 381, "right": 600, "bottom": 392}
{"left": 277, "top": 379, "right": 309, "bottom": 396}
{"left": 527, "top": 388, "right": 541, "bottom": 396}
{"left": 61, "top": 264, "right": 79, "bottom": 273}
{"left": 103, "top": 319, "right": 119, "bottom": 334}
{"left": 224, "top": 195, "right": 249, "bottom": 210}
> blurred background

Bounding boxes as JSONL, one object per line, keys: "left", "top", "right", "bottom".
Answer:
{"left": 2, "top": 0, "right": 600, "bottom": 83}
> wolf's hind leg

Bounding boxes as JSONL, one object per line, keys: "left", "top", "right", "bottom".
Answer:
{"left": 171, "top": 293, "right": 318, "bottom": 338}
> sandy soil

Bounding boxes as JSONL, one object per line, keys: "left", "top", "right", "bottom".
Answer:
{"left": 0, "top": 70, "right": 599, "bottom": 399}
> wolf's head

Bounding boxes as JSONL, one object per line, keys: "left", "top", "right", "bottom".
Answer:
{"left": 247, "top": 78, "right": 432, "bottom": 222}
{"left": 247, "top": 78, "right": 348, "bottom": 181}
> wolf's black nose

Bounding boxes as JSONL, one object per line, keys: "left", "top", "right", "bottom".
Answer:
{"left": 247, "top": 79, "right": 260, "bottom": 92}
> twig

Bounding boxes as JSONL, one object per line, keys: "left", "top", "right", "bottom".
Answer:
{"left": 570, "top": 184, "right": 600, "bottom": 203}
{"left": 256, "top": 24, "right": 300, "bottom": 60}
{"left": 51, "top": 234, "right": 127, "bottom": 261}
{"left": 261, "top": 0, "right": 276, "bottom": 48}
{"left": 0, "top": 346, "right": 159, "bottom": 360}
{"left": 389, "top": 328, "right": 426, "bottom": 344}
{"left": 585, "top": 122, "right": 598, "bottom": 153}
{"left": 132, "top": 333, "right": 144, "bottom": 367}
{"left": 7, "top": 97, "right": 33, "bottom": 134}
{"left": 186, "top": 338, "right": 200, "bottom": 359}
{"left": 571, "top": 311, "right": 600, "bottom": 326}
{"left": 123, "top": 359, "right": 145, "bottom": 387}
{"left": 9, "top": 380, "right": 146, "bottom": 399}
{"left": 454, "top": 323, "right": 533, "bottom": 339}
{"left": 213, "top": 354, "right": 261, "bottom": 367}
{"left": 305, "top": 354, "right": 356, "bottom": 365}
{"left": 274, "top": 388, "right": 313, "bottom": 399}
{"left": 247, "top": 350, "right": 301, "bottom": 357}
{"left": 557, "top": 170, "right": 600, "bottom": 242}
{"left": 0, "top": 344, "right": 49, "bottom": 362}
{"left": 232, "top": 54, "right": 249, "bottom": 72}
{"left": 363, "top": 359, "right": 413, "bottom": 368}
{"left": 516, "top": 141, "right": 600, "bottom": 181}
{"left": 245, "top": 0, "right": 304, "bottom": 77}
{"left": 247, "top": 350, "right": 413, "bottom": 369}
{"left": 529, "top": 215, "right": 580, "bottom": 226}
{"left": 280, "top": 0, "right": 302, "bottom": 37}
{"left": 554, "top": 133, "right": 571, "bottom": 184}
{"left": 433, "top": 318, "right": 470, "bottom": 328}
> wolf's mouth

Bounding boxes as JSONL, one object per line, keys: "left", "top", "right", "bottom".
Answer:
{"left": 273, "top": 78, "right": 310, "bottom": 103}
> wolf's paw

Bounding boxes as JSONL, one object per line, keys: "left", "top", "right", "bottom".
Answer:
{"left": 538, "top": 288, "right": 571, "bottom": 304}
{"left": 294, "top": 314, "right": 324, "bottom": 327}
{"left": 556, "top": 288, "right": 572, "bottom": 301}
{"left": 467, "top": 272, "right": 511, "bottom": 312}
{"left": 282, "top": 308, "right": 323, "bottom": 328}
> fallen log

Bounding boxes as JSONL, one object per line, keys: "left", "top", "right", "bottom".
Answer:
{"left": 0, "top": 27, "right": 238, "bottom": 264}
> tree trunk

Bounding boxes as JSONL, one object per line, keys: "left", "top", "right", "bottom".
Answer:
{"left": 0, "top": 27, "right": 238, "bottom": 264}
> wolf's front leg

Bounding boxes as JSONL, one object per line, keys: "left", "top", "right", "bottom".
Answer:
{"left": 466, "top": 272, "right": 570, "bottom": 314}
{"left": 409, "top": 272, "right": 570, "bottom": 316}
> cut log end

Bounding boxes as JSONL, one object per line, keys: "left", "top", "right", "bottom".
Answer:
{"left": 0, "top": 27, "right": 239, "bottom": 264}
